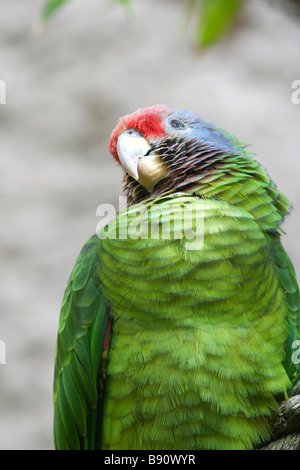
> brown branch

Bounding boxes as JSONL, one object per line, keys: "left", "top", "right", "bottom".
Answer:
{"left": 260, "top": 433, "right": 300, "bottom": 450}
{"left": 258, "top": 382, "right": 300, "bottom": 450}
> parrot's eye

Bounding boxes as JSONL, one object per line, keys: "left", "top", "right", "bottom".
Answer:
{"left": 126, "top": 129, "right": 139, "bottom": 136}
{"left": 169, "top": 119, "right": 187, "bottom": 130}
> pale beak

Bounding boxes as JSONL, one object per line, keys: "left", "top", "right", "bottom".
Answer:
{"left": 117, "top": 131, "right": 168, "bottom": 191}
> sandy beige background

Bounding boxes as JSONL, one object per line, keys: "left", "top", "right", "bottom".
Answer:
{"left": 0, "top": 0, "right": 299, "bottom": 449}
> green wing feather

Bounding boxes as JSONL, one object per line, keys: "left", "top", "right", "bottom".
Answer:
{"left": 53, "top": 234, "right": 111, "bottom": 449}
{"left": 271, "top": 236, "right": 300, "bottom": 387}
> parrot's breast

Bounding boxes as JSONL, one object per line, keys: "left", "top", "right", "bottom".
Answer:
{"left": 99, "top": 196, "right": 290, "bottom": 450}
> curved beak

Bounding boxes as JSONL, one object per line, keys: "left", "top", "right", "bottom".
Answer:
{"left": 117, "top": 132, "right": 168, "bottom": 191}
{"left": 117, "top": 132, "right": 150, "bottom": 181}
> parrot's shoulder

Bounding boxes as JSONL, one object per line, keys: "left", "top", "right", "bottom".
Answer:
{"left": 58, "top": 234, "right": 103, "bottom": 344}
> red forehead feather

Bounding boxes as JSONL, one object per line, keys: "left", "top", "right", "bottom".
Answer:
{"left": 109, "top": 105, "right": 169, "bottom": 163}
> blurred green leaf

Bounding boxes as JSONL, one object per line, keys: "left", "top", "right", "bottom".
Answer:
{"left": 196, "top": 0, "right": 245, "bottom": 47}
{"left": 112, "top": 0, "right": 133, "bottom": 14}
{"left": 114, "top": 0, "right": 132, "bottom": 7}
{"left": 42, "top": 0, "right": 244, "bottom": 49}
{"left": 43, "top": 0, "right": 132, "bottom": 20}
{"left": 43, "top": 0, "right": 71, "bottom": 19}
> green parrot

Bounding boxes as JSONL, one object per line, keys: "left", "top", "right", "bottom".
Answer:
{"left": 53, "top": 105, "right": 300, "bottom": 450}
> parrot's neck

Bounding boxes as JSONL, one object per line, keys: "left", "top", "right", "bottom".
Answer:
{"left": 123, "top": 138, "right": 290, "bottom": 231}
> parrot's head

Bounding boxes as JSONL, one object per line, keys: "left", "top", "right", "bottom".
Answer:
{"left": 109, "top": 105, "right": 245, "bottom": 204}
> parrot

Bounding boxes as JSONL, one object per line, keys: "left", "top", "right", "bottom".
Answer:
{"left": 53, "top": 104, "right": 300, "bottom": 450}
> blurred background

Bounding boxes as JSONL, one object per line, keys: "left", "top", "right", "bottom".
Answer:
{"left": 0, "top": 0, "right": 299, "bottom": 450}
